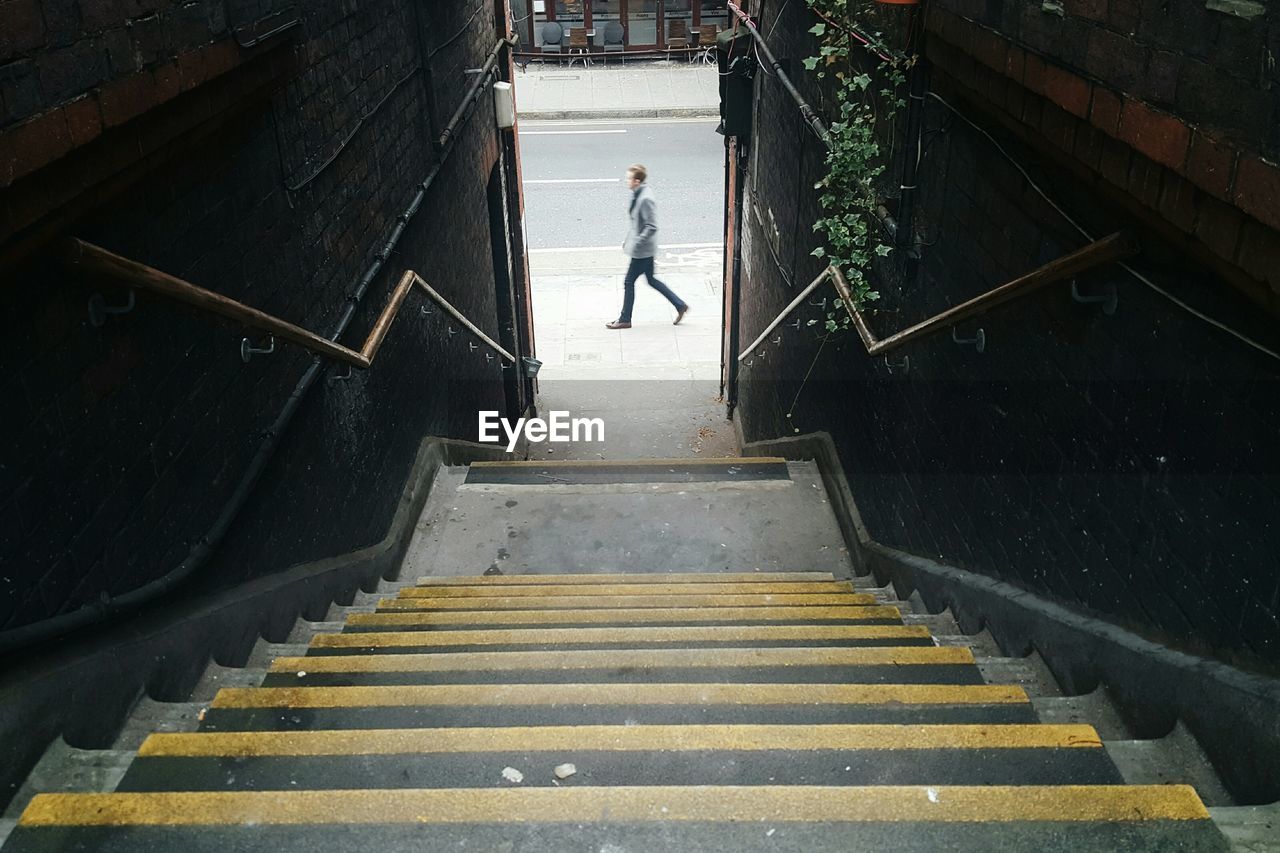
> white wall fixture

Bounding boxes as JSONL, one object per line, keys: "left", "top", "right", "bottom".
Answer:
{"left": 494, "top": 81, "right": 516, "bottom": 130}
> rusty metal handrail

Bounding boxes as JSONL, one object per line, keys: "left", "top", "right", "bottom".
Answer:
{"left": 740, "top": 231, "right": 1137, "bottom": 361}
{"left": 58, "top": 238, "right": 515, "bottom": 366}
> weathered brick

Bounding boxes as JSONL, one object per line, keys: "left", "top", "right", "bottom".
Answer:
{"left": 1117, "top": 98, "right": 1190, "bottom": 171}
{"left": 1099, "top": 134, "right": 1131, "bottom": 187}
{"left": 1004, "top": 44, "right": 1026, "bottom": 83}
{"left": 1072, "top": 122, "right": 1105, "bottom": 172}
{"left": 1089, "top": 86, "right": 1122, "bottom": 135}
{"left": 1065, "top": 0, "right": 1108, "bottom": 23}
{"left": 62, "top": 94, "right": 102, "bottom": 146}
{"left": 1176, "top": 59, "right": 1275, "bottom": 142}
{"left": 1139, "top": 49, "right": 1178, "bottom": 106}
{"left": 0, "top": 108, "right": 72, "bottom": 186}
{"left": 971, "top": 26, "right": 1008, "bottom": 73}
{"left": 1085, "top": 27, "right": 1148, "bottom": 93}
{"left": 1157, "top": 171, "right": 1200, "bottom": 233}
{"left": 36, "top": 38, "right": 108, "bottom": 102}
{"left": 1233, "top": 156, "right": 1280, "bottom": 232}
{"left": 1235, "top": 221, "right": 1280, "bottom": 290}
{"left": 0, "top": 59, "right": 42, "bottom": 126}
{"left": 0, "top": 0, "right": 45, "bottom": 61}
{"left": 1040, "top": 102, "right": 1077, "bottom": 153}
{"left": 1126, "top": 151, "right": 1162, "bottom": 211}
{"left": 1184, "top": 131, "right": 1237, "bottom": 203}
{"left": 1041, "top": 62, "right": 1091, "bottom": 118}
{"left": 1193, "top": 196, "right": 1245, "bottom": 261}
{"left": 1107, "top": 0, "right": 1141, "bottom": 31}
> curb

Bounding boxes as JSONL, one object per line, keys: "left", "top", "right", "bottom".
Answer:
{"left": 519, "top": 107, "right": 720, "bottom": 121}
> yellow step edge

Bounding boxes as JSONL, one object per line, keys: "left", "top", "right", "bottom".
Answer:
{"left": 269, "top": 646, "right": 974, "bottom": 674}
{"left": 346, "top": 605, "right": 903, "bottom": 627}
{"left": 470, "top": 457, "right": 786, "bottom": 468}
{"left": 19, "top": 785, "right": 1211, "bottom": 827}
{"left": 138, "top": 724, "right": 1104, "bottom": 757}
{"left": 211, "top": 682, "right": 1030, "bottom": 709}
{"left": 396, "top": 581, "right": 856, "bottom": 598}
{"left": 376, "top": 593, "right": 878, "bottom": 611}
{"left": 414, "top": 571, "right": 838, "bottom": 586}
{"left": 311, "top": 624, "right": 932, "bottom": 649}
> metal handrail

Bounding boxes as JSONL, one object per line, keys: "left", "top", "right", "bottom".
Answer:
{"left": 739, "top": 231, "right": 1137, "bottom": 360}
{"left": 58, "top": 238, "right": 515, "bottom": 366}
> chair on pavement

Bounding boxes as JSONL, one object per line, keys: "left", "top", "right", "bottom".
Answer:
{"left": 666, "top": 18, "right": 690, "bottom": 61}
{"left": 602, "top": 20, "right": 625, "bottom": 65}
{"left": 567, "top": 26, "right": 590, "bottom": 68}
{"left": 696, "top": 24, "right": 717, "bottom": 65}
{"left": 540, "top": 21, "right": 564, "bottom": 64}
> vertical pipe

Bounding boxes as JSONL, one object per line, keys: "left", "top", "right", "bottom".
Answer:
{"left": 895, "top": 43, "right": 928, "bottom": 248}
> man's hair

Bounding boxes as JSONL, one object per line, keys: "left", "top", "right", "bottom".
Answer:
{"left": 628, "top": 164, "right": 647, "bottom": 183}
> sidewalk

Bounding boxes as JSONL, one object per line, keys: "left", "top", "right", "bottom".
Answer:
{"left": 513, "top": 60, "right": 720, "bottom": 120}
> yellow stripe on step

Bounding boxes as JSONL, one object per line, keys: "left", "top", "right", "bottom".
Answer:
{"left": 470, "top": 457, "right": 787, "bottom": 468}
{"left": 138, "top": 724, "right": 1103, "bottom": 757}
{"left": 269, "top": 646, "right": 973, "bottom": 673}
{"left": 346, "top": 605, "right": 903, "bottom": 627}
{"left": 19, "top": 785, "right": 1211, "bottom": 827}
{"left": 415, "top": 571, "right": 838, "bottom": 585}
{"left": 398, "top": 581, "right": 856, "bottom": 598}
{"left": 311, "top": 624, "right": 931, "bottom": 649}
{"left": 212, "top": 682, "right": 1030, "bottom": 709}
{"left": 376, "top": 593, "right": 877, "bottom": 610}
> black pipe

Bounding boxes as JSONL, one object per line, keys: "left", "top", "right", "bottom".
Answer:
{"left": 0, "top": 39, "right": 512, "bottom": 658}
{"left": 726, "top": 1, "right": 830, "bottom": 149}
{"left": 896, "top": 51, "right": 929, "bottom": 248}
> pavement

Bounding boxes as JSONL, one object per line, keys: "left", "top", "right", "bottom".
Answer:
{"left": 513, "top": 60, "right": 720, "bottom": 120}
{"left": 517, "top": 103, "right": 733, "bottom": 459}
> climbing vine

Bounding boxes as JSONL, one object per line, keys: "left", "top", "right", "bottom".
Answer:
{"left": 802, "top": 1, "right": 911, "bottom": 327}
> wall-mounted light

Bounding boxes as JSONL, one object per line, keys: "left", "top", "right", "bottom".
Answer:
{"left": 522, "top": 356, "right": 542, "bottom": 378}
{"left": 494, "top": 81, "right": 516, "bottom": 130}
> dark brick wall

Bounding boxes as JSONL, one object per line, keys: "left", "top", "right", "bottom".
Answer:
{"left": 938, "top": 0, "right": 1278, "bottom": 157}
{"left": 923, "top": 3, "right": 1280, "bottom": 310}
{"left": 1, "top": 0, "right": 516, "bottom": 631}
{"left": 736, "top": 0, "right": 1280, "bottom": 668}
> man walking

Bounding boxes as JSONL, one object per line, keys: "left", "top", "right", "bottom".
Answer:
{"left": 606, "top": 164, "right": 689, "bottom": 329}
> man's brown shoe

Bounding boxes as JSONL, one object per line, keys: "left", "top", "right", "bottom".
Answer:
{"left": 674, "top": 305, "right": 689, "bottom": 325}
{"left": 605, "top": 320, "right": 632, "bottom": 329}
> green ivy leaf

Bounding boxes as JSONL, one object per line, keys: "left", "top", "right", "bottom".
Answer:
{"left": 809, "top": 22, "right": 826, "bottom": 35}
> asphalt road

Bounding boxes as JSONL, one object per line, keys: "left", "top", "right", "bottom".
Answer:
{"left": 518, "top": 119, "right": 726, "bottom": 249}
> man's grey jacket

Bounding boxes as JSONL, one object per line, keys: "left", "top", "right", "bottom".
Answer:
{"left": 623, "top": 183, "right": 659, "bottom": 259}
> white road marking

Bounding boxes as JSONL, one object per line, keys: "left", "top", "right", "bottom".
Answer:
{"left": 528, "top": 242, "right": 723, "bottom": 253}
{"left": 520, "top": 130, "right": 629, "bottom": 135}
{"left": 524, "top": 178, "right": 622, "bottom": 184}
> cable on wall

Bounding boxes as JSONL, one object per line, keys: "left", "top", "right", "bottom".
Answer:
{"left": 927, "top": 91, "right": 1280, "bottom": 364}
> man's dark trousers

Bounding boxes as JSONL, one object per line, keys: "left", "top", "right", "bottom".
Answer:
{"left": 619, "top": 256, "right": 687, "bottom": 323}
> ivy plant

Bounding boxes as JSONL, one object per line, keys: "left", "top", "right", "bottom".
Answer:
{"left": 802, "top": 1, "right": 910, "bottom": 329}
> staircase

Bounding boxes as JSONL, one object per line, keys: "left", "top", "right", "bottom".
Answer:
{"left": 0, "top": 459, "right": 1233, "bottom": 852}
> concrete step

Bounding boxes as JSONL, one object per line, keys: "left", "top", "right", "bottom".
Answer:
{"left": 189, "top": 664, "right": 270, "bottom": 703}
{"left": 112, "top": 699, "right": 205, "bottom": 750}
{"left": 1033, "top": 690, "right": 1133, "bottom": 740}
{"left": 1, "top": 739, "right": 133, "bottom": 822}
{"left": 257, "top": 646, "right": 983, "bottom": 688}
{"left": 975, "top": 653, "right": 1064, "bottom": 698}
{"left": 342, "top": 603, "right": 906, "bottom": 631}
{"left": 1208, "top": 803, "right": 1280, "bottom": 852}
{"left": 116, "top": 723, "right": 1122, "bottom": 791}
{"left": 5, "top": 785, "right": 1228, "bottom": 852}
{"left": 1105, "top": 723, "right": 1235, "bottom": 807}
{"left": 302, "top": 624, "right": 936, "bottom": 654}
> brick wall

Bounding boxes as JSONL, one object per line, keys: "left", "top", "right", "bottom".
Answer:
{"left": 924, "top": 2, "right": 1280, "bottom": 312}
{"left": 0, "top": 0, "right": 519, "bottom": 633}
{"left": 735, "top": 0, "right": 1280, "bottom": 668}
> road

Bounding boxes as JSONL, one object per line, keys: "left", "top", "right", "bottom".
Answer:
{"left": 518, "top": 118, "right": 726, "bottom": 250}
